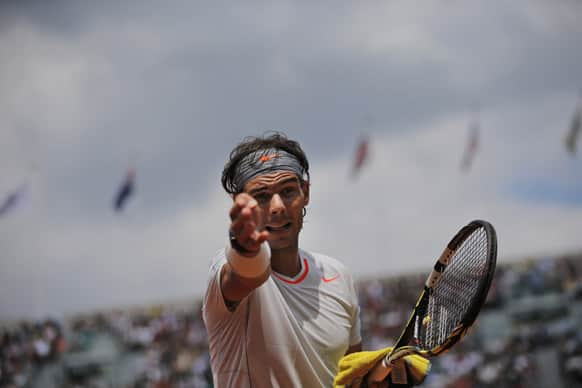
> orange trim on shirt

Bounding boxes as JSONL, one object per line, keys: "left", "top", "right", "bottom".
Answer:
{"left": 272, "top": 258, "right": 309, "bottom": 284}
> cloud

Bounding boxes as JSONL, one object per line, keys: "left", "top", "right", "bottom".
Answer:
{"left": 303, "top": 95, "right": 582, "bottom": 276}
{"left": 0, "top": 177, "right": 231, "bottom": 317}
{"left": 1, "top": 0, "right": 582, "bottom": 318}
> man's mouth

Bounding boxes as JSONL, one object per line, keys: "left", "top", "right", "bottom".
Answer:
{"left": 266, "top": 222, "right": 292, "bottom": 232}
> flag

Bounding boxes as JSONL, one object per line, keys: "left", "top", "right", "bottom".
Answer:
{"left": 113, "top": 169, "right": 136, "bottom": 212}
{"left": 461, "top": 121, "right": 479, "bottom": 172}
{"left": 565, "top": 105, "right": 581, "bottom": 155}
{"left": 351, "top": 136, "right": 369, "bottom": 178}
{"left": 0, "top": 185, "right": 27, "bottom": 218}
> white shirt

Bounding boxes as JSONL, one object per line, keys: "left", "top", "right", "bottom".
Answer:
{"left": 203, "top": 248, "right": 361, "bottom": 388}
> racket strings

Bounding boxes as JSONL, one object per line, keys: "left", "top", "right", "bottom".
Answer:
{"left": 422, "top": 227, "right": 489, "bottom": 350}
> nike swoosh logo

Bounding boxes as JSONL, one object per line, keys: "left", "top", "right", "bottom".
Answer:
{"left": 322, "top": 274, "right": 340, "bottom": 283}
{"left": 259, "top": 153, "right": 280, "bottom": 162}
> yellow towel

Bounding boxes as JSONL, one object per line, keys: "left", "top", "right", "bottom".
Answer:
{"left": 334, "top": 347, "right": 431, "bottom": 387}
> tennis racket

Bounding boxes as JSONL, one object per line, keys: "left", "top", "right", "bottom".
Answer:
{"left": 369, "top": 219, "right": 497, "bottom": 382}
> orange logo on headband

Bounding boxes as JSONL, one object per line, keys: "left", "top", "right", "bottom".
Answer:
{"left": 259, "top": 153, "right": 280, "bottom": 162}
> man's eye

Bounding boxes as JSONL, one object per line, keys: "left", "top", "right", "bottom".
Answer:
{"left": 281, "top": 187, "right": 297, "bottom": 197}
{"left": 254, "top": 193, "right": 270, "bottom": 203}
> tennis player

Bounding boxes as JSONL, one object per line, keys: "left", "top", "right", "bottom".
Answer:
{"left": 202, "top": 133, "right": 362, "bottom": 387}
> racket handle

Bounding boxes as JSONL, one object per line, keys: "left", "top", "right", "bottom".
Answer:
{"left": 368, "top": 355, "right": 392, "bottom": 382}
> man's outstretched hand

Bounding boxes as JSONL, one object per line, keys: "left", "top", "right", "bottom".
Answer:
{"left": 229, "top": 193, "right": 269, "bottom": 256}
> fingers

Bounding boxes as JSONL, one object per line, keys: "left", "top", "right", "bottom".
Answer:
{"left": 255, "top": 230, "right": 269, "bottom": 244}
{"left": 367, "top": 381, "right": 388, "bottom": 388}
{"left": 367, "top": 357, "right": 391, "bottom": 383}
{"left": 229, "top": 194, "right": 268, "bottom": 253}
{"left": 230, "top": 193, "right": 256, "bottom": 221}
{"left": 364, "top": 358, "right": 392, "bottom": 388}
{"left": 231, "top": 203, "right": 257, "bottom": 238}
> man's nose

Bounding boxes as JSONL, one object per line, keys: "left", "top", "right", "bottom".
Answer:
{"left": 269, "top": 194, "right": 285, "bottom": 215}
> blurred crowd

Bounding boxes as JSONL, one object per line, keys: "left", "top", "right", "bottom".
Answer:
{"left": 2, "top": 253, "right": 582, "bottom": 388}
{"left": 1, "top": 305, "right": 211, "bottom": 388}
{"left": 107, "top": 304, "right": 211, "bottom": 387}
{"left": 0, "top": 320, "right": 66, "bottom": 387}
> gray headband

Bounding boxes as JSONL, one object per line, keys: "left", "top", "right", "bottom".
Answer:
{"left": 233, "top": 148, "right": 306, "bottom": 192}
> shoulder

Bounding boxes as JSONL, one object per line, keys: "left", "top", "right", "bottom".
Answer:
{"left": 302, "top": 249, "right": 361, "bottom": 307}
{"left": 301, "top": 249, "right": 352, "bottom": 276}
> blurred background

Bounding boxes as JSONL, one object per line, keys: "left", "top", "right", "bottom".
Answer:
{"left": 1, "top": 0, "right": 581, "bottom": 387}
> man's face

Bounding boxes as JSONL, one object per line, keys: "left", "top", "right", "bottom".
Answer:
{"left": 243, "top": 171, "right": 309, "bottom": 251}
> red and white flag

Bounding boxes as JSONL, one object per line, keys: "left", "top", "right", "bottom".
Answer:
{"left": 461, "top": 122, "right": 479, "bottom": 172}
{"left": 351, "top": 136, "right": 370, "bottom": 178}
{"left": 565, "top": 104, "right": 581, "bottom": 155}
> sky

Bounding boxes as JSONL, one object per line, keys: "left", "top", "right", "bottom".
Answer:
{"left": 1, "top": 0, "right": 582, "bottom": 320}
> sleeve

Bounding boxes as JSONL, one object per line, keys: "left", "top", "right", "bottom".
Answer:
{"left": 202, "top": 249, "right": 250, "bottom": 378}
{"left": 202, "top": 249, "right": 237, "bottom": 330}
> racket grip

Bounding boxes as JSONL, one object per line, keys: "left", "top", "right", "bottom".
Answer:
{"left": 367, "top": 355, "right": 392, "bottom": 382}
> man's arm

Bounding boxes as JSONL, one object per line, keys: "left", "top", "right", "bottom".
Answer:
{"left": 220, "top": 261, "right": 270, "bottom": 305}
{"left": 221, "top": 193, "right": 271, "bottom": 305}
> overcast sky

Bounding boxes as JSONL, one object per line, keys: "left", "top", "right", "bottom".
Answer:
{"left": 1, "top": 0, "right": 582, "bottom": 320}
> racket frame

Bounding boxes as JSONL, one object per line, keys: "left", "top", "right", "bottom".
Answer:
{"left": 369, "top": 220, "right": 497, "bottom": 382}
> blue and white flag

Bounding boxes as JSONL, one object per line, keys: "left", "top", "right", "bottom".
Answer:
{"left": 0, "top": 184, "right": 27, "bottom": 218}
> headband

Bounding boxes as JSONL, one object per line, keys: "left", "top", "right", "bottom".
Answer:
{"left": 232, "top": 148, "right": 306, "bottom": 192}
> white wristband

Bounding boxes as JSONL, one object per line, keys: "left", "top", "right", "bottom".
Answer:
{"left": 226, "top": 241, "right": 271, "bottom": 278}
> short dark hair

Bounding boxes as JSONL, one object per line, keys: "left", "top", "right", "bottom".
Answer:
{"left": 221, "top": 132, "right": 310, "bottom": 194}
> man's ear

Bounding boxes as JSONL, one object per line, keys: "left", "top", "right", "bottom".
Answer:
{"left": 302, "top": 181, "right": 310, "bottom": 206}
